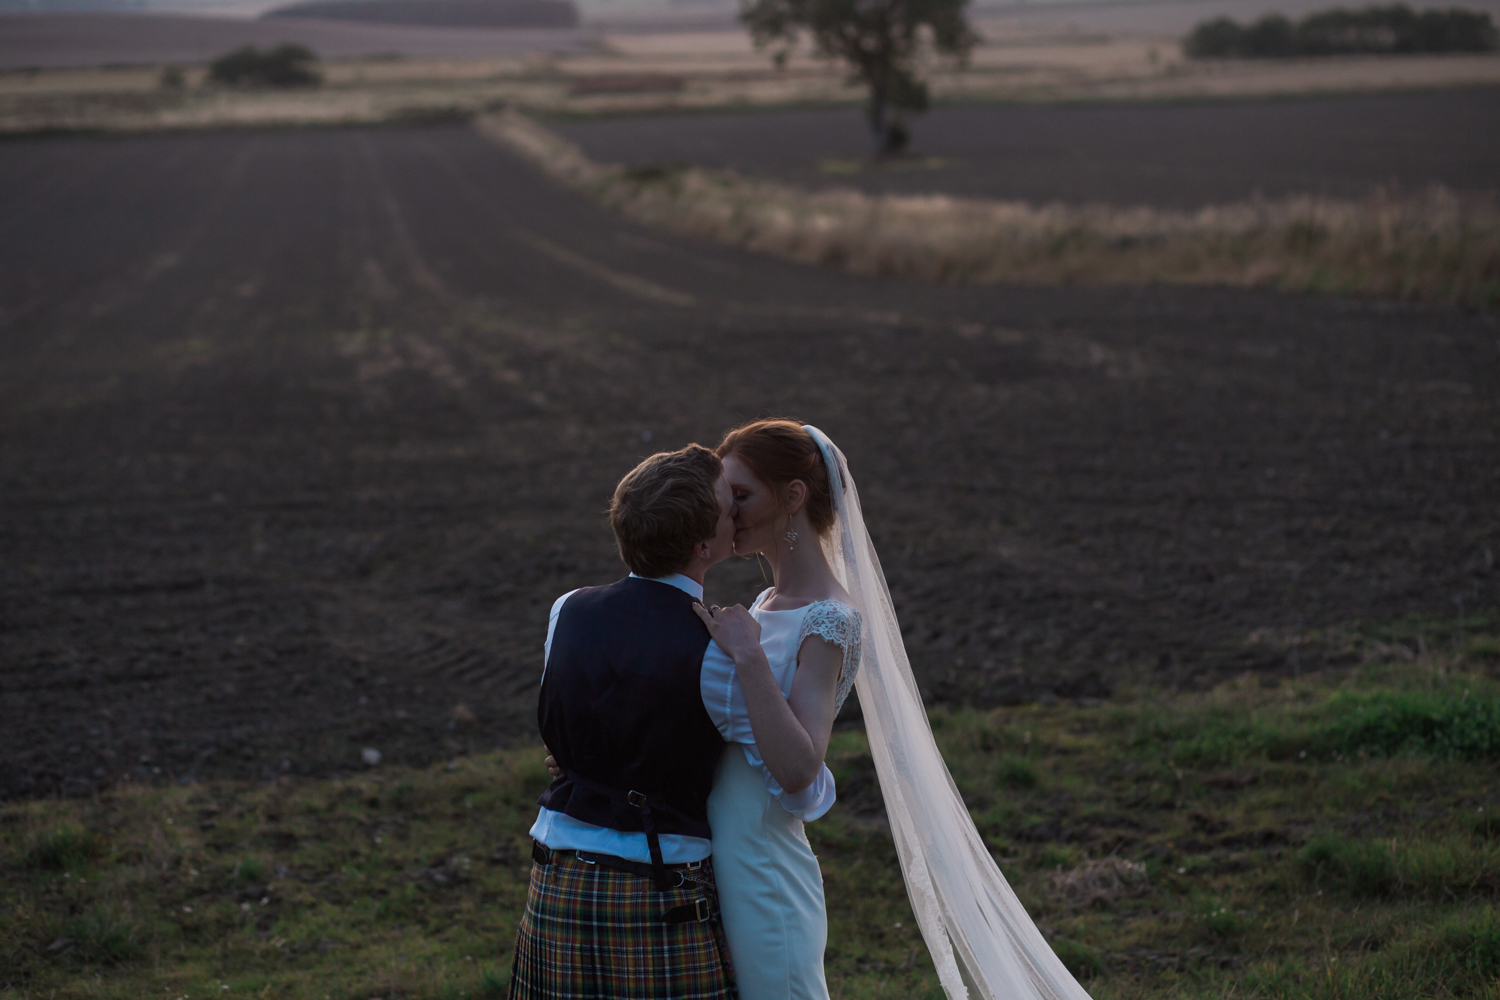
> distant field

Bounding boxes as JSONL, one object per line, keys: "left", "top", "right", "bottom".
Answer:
{"left": 3, "top": 9, "right": 1500, "bottom": 131}
{"left": 551, "top": 88, "right": 1500, "bottom": 208}
{"left": 263, "top": 0, "right": 580, "bottom": 27}
{"left": 0, "top": 11, "right": 597, "bottom": 69}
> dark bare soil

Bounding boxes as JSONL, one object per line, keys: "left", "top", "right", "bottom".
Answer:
{"left": 1, "top": 123, "right": 1496, "bottom": 802}
{"left": 552, "top": 89, "right": 1500, "bottom": 208}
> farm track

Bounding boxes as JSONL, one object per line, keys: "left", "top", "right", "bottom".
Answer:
{"left": 0, "top": 121, "right": 1496, "bottom": 801}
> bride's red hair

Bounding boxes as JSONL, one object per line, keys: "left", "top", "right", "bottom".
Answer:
{"left": 715, "top": 419, "right": 836, "bottom": 536}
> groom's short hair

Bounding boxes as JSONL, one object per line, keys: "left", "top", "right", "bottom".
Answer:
{"left": 610, "top": 445, "right": 723, "bottom": 579}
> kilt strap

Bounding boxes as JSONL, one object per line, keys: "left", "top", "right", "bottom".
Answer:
{"left": 531, "top": 841, "right": 716, "bottom": 924}
{"left": 661, "top": 897, "right": 714, "bottom": 925}
{"left": 531, "top": 841, "right": 712, "bottom": 891}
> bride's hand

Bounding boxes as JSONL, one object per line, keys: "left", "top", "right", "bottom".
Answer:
{"left": 692, "top": 602, "right": 762, "bottom": 663}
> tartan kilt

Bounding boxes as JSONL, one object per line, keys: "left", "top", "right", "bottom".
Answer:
{"left": 508, "top": 852, "right": 737, "bottom": 1000}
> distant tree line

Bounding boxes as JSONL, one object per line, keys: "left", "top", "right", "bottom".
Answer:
{"left": 1185, "top": 4, "right": 1497, "bottom": 57}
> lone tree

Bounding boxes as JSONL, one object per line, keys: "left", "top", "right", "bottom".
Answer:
{"left": 741, "top": 0, "right": 978, "bottom": 154}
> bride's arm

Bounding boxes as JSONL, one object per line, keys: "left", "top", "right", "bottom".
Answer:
{"left": 782, "top": 638, "right": 842, "bottom": 789}
{"left": 693, "top": 603, "right": 839, "bottom": 794}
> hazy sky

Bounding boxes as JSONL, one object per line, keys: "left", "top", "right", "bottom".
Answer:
{"left": 25, "top": 0, "right": 1500, "bottom": 32}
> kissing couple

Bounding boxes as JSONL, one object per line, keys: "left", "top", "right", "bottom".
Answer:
{"left": 508, "top": 420, "right": 1096, "bottom": 1000}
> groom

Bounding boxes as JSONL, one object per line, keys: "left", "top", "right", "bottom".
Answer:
{"left": 508, "top": 444, "right": 739, "bottom": 1000}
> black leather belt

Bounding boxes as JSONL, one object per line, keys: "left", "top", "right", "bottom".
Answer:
{"left": 561, "top": 770, "right": 696, "bottom": 891}
{"left": 532, "top": 841, "right": 714, "bottom": 924}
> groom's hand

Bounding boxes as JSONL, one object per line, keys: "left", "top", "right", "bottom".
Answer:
{"left": 543, "top": 752, "right": 562, "bottom": 778}
{"left": 692, "top": 601, "right": 762, "bottom": 663}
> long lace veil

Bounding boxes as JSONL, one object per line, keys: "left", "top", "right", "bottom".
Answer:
{"left": 804, "top": 425, "right": 1094, "bottom": 1000}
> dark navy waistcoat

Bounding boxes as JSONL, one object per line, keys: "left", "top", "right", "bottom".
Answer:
{"left": 536, "top": 577, "right": 723, "bottom": 840}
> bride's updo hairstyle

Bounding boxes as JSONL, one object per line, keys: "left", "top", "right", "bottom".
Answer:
{"left": 715, "top": 418, "right": 836, "bottom": 537}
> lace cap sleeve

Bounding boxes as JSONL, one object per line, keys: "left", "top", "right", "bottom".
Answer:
{"left": 798, "top": 601, "right": 863, "bottom": 714}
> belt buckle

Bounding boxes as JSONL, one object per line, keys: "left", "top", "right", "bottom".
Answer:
{"left": 627, "top": 790, "right": 647, "bottom": 808}
{"left": 694, "top": 897, "right": 710, "bottom": 923}
{"left": 685, "top": 860, "right": 703, "bottom": 871}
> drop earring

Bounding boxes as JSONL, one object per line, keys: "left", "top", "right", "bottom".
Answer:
{"left": 784, "top": 530, "right": 798, "bottom": 551}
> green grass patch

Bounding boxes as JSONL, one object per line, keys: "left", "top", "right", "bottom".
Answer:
{"left": 1323, "top": 690, "right": 1500, "bottom": 760}
{"left": 25, "top": 824, "right": 106, "bottom": 871}
{"left": 1299, "top": 832, "right": 1500, "bottom": 898}
{"left": 58, "top": 906, "right": 145, "bottom": 965}
{"left": 230, "top": 856, "right": 266, "bottom": 883}
{"left": 997, "top": 754, "right": 1039, "bottom": 789}
{"left": 1119, "top": 667, "right": 1500, "bottom": 768}
{"left": 2, "top": 644, "right": 1498, "bottom": 999}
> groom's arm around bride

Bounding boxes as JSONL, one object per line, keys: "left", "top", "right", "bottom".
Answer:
{"left": 508, "top": 444, "right": 740, "bottom": 1000}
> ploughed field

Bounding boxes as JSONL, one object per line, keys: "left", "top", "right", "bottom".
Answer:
{"left": 551, "top": 88, "right": 1500, "bottom": 207}
{"left": 1, "top": 121, "right": 1496, "bottom": 802}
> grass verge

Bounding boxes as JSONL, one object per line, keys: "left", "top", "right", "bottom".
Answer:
{"left": 3, "top": 639, "right": 1498, "bottom": 998}
{"left": 476, "top": 111, "right": 1500, "bottom": 308}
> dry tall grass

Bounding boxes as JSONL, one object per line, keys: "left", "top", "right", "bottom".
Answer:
{"left": 477, "top": 110, "right": 1500, "bottom": 307}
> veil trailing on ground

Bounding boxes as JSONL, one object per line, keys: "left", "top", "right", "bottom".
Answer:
{"left": 803, "top": 425, "right": 1093, "bottom": 1000}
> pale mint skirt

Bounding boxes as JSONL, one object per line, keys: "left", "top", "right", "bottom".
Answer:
{"left": 707, "top": 745, "right": 830, "bottom": 1000}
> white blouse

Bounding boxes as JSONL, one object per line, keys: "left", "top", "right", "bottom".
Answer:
{"left": 700, "top": 588, "right": 864, "bottom": 822}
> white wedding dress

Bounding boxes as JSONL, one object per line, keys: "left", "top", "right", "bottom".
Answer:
{"left": 720, "top": 425, "right": 1095, "bottom": 1000}
{"left": 700, "top": 590, "right": 863, "bottom": 1000}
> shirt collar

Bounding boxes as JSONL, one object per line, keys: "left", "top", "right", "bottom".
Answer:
{"left": 629, "top": 572, "right": 704, "bottom": 601}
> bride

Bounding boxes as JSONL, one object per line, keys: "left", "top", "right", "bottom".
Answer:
{"left": 693, "top": 419, "right": 860, "bottom": 1000}
{"left": 695, "top": 419, "right": 1095, "bottom": 1000}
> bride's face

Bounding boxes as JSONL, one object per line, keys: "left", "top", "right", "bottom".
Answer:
{"left": 707, "top": 473, "right": 738, "bottom": 563}
{"left": 722, "top": 453, "right": 779, "bottom": 556}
